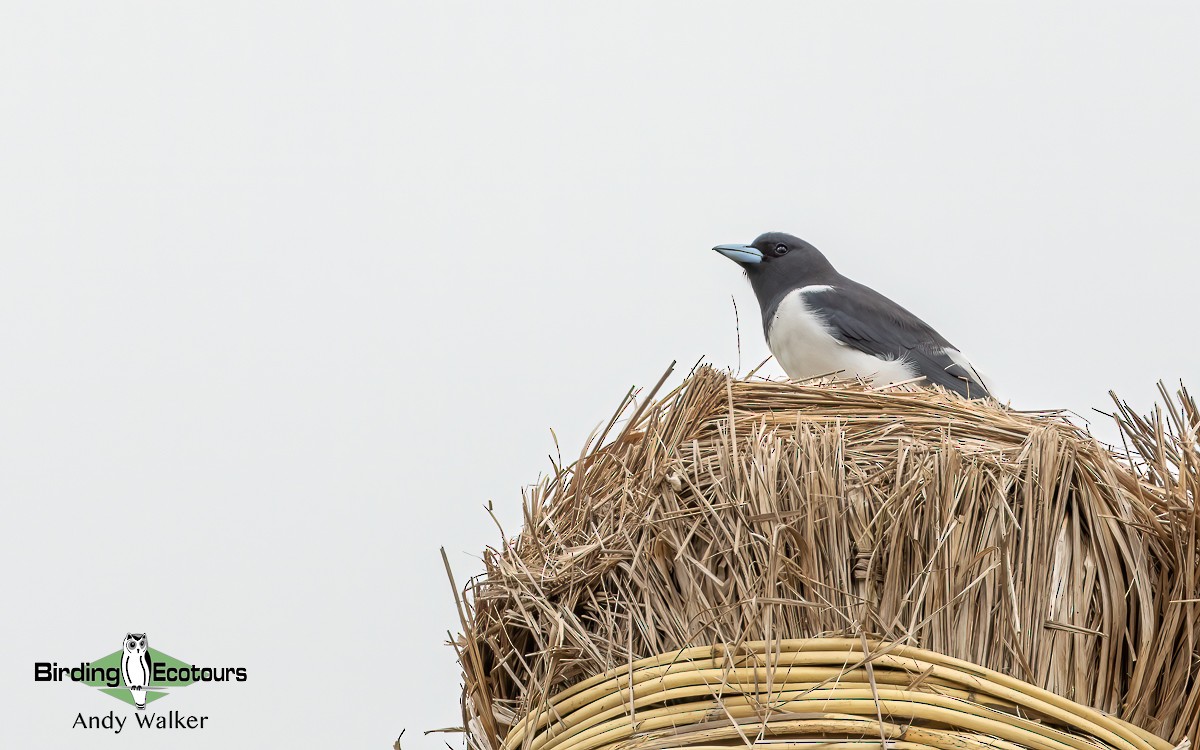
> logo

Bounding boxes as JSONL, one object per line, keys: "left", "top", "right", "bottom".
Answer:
{"left": 34, "top": 632, "right": 247, "bottom": 733}
{"left": 120, "top": 633, "right": 151, "bottom": 709}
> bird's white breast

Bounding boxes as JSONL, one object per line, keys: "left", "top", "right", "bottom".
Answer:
{"left": 766, "top": 287, "right": 917, "bottom": 386}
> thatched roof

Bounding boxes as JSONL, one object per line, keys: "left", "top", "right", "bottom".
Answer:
{"left": 448, "top": 366, "right": 1199, "bottom": 750}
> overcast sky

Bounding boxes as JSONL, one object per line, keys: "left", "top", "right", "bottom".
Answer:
{"left": 2, "top": 2, "right": 1198, "bottom": 748}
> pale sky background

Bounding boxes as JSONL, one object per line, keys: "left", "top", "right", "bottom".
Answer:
{"left": 1, "top": 2, "right": 1198, "bottom": 748}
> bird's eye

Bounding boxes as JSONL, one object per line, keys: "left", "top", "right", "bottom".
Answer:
{"left": 774, "top": 244, "right": 789, "bottom": 255}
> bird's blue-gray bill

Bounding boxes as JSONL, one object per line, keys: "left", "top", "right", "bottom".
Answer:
{"left": 713, "top": 244, "right": 764, "bottom": 264}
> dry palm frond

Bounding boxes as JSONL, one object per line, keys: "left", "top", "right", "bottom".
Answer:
{"left": 449, "top": 367, "right": 1200, "bottom": 750}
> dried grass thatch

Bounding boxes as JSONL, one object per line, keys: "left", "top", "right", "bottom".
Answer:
{"left": 447, "top": 366, "right": 1200, "bottom": 750}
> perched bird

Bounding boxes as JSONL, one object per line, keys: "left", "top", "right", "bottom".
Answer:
{"left": 714, "top": 232, "right": 992, "bottom": 399}
{"left": 121, "top": 633, "right": 151, "bottom": 710}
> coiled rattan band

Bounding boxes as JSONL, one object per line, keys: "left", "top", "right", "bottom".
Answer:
{"left": 502, "top": 639, "right": 1172, "bottom": 750}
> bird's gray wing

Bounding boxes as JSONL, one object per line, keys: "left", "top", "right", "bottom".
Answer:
{"left": 809, "top": 282, "right": 990, "bottom": 399}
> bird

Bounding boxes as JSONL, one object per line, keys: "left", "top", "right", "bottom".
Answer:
{"left": 120, "top": 633, "right": 152, "bottom": 710}
{"left": 713, "top": 232, "right": 992, "bottom": 399}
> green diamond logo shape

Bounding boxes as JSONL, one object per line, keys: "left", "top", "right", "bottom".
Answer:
{"left": 81, "top": 647, "right": 198, "bottom": 707}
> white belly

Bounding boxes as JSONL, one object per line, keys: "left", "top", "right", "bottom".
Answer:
{"left": 123, "top": 655, "right": 149, "bottom": 686}
{"left": 766, "top": 287, "right": 917, "bottom": 386}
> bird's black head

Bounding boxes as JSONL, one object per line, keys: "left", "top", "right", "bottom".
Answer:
{"left": 714, "top": 231, "right": 836, "bottom": 290}
{"left": 713, "top": 232, "right": 839, "bottom": 317}
{"left": 713, "top": 232, "right": 830, "bottom": 271}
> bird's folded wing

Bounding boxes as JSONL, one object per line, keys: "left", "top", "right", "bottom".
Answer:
{"left": 810, "top": 283, "right": 990, "bottom": 398}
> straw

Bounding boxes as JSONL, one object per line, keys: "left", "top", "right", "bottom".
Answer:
{"left": 449, "top": 367, "right": 1200, "bottom": 750}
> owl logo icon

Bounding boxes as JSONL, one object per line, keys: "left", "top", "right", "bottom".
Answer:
{"left": 120, "top": 633, "right": 152, "bottom": 709}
